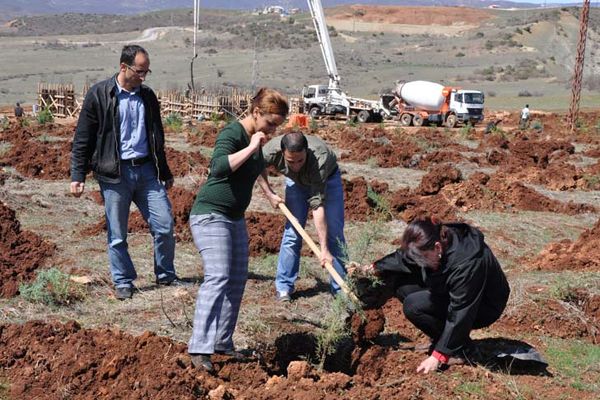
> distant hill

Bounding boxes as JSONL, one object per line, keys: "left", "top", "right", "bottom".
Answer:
{"left": 0, "top": 0, "right": 549, "bottom": 21}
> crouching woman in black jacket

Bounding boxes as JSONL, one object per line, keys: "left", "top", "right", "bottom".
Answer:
{"left": 361, "top": 218, "right": 510, "bottom": 374}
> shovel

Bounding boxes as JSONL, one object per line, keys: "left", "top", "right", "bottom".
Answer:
{"left": 278, "top": 203, "right": 359, "bottom": 303}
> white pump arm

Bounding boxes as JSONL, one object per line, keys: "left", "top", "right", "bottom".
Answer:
{"left": 307, "top": 0, "right": 340, "bottom": 89}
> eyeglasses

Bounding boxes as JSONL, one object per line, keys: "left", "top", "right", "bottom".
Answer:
{"left": 126, "top": 65, "right": 152, "bottom": 77}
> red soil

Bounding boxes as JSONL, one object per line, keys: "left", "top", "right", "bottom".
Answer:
{"left": 0, "top": 202, "right": 55, "bottom": 298}
{"left": 527, "top": 218, "right": 600, "bottom": 271}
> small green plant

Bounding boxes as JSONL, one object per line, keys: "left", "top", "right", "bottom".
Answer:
{"left": 19, "top": 268, "right": 85, "bottom": 306}
{"left": 164, "top": 112, "right": 183, "bottom": 133}
{"left": 530, "top": 119, "right": 543, "bottom": 131}
{"left": 346, "top": 118, "right": 357, "bottom": 128}
{"left": 459, "top": 123, "right": 474, "bottom": 138}
{"left": 1, "top": 116, "right": 10, "bottom": 130}
{"left": 37, "top": 107, "right": 54, "bottom": 125}
{"left": 314, "top": 294, "right": 351, "bottom": 371}
{"left": 19, "top": 117, "right": 30, "bottom": 128}
{"left": 582, "top": 174, "right": 600, "bottom": 189}
{"left": 209, "top": 112, "right": 221, "bottom": 127}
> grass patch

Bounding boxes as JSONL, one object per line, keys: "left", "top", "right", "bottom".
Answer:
{"left": 455, "top": 379, "right": 486, "bottom": 397}
{"left": 19, "top": 267, "right": 86, "bottom": 307}
{"left": 545, "top": 338, "right": 600, "bottom": 392}
{"left": 249, "top": 254, "right": 278, "bottom": 279}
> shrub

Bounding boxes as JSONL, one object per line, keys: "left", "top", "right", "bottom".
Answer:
{"left": 37, "top": 107, "right": 54, "bottom": 125}
{"left": 518, "top": 90, "right": 532, "bottom": 97}
{"left": 19, "top": 268, "right": 85, "bottom": 306}
{"left": 164, "top": 112, "right": 183, "bottom": 132}
{"left": 455, "top": 52, "right": 465, "bottom": 57}
{"left": 314, "top": 294, "right": 351, "bottom": 371}
{"left": 530, "top": 119, "right": 543, "bottom": 131}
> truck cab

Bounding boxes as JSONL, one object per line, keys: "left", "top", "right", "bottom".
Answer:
{"left": 302, "top": 84, "right": 349, "bottom": 118}
{"left": 450, "top": 90, "right": 484, "bottom": 125}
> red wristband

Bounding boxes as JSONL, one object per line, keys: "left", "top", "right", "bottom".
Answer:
{"left": 432, "top": 350, "right": 449, "bottom": 364}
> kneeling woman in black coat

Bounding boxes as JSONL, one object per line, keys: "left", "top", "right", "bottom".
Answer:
{"left": 363, "top": 218, "right": 510, "bottom": 374}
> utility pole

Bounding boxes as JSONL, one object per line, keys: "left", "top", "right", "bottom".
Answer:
{"left": 251, "top": 37, "right": 259, "bottom": 92}
{"left": 189, "top": 0, "right": 200, "bottom": 93}
{"left": 567, "top": 0, "right": 590, "bottom": 133}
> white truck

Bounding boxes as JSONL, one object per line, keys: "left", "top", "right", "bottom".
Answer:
{"left": 391, "top": 80, "right": 485, "bottom": 128}
{"left": 302, "top": 0, "right": 388, "bottom": 123}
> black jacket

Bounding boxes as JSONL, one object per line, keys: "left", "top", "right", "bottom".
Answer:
{"left": 70, "top": 75, "right": 172, "bottom": 184}
{"left": 374, "top": 223, "right": 510, "bottom": 355}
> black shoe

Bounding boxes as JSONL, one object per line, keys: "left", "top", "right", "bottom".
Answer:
{"left": 190, "top": 354, "right": 214, "bottom": 373}
{"left": 156, "top": 277, "right": 193, "bottom": 287}
{"left": 115, "top": 286, "right": 133, "bottom": 300}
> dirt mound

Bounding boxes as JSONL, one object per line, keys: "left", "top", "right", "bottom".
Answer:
{"left": 0, "top": 202, "right": 55, "bottom": 297}
{"left": 246, "top": 211, "right": 286, "bottom": 257}
{"left": 327, "top": 5, "right": 492, "bottom": 26}
{"left": 336, "top": 128, "right": 421, "bottom": 168}
{"left": 416, "top": 164, "right": 462, "bottom": 195}
{"left": 528, "top": 218, "right": 600, "bottom": 271}
{"left": 0, "top": 320, "right": 208, "bottom": 399}
{"left": 0, "top": 123, "right": 74, "bottom": 143}
{"left": 0, "top": 138, "right": 71, "bottom": 180}
{"left": 442, "top": 172, "right": 595, "bottom": 215}
{"left": 389, "top": 187, "right": 461, "bottom": 223}
{"left": 343, "top": 176, "right": 389, "bottom": 221}
{"left": 165, "top": 148, "right": 208, "bottom": 178}
{"left": 185, "top": 122, "right": 222, "bottom": 148}
{"left": 496, "top": 291, "right": 599, "bottom": 344}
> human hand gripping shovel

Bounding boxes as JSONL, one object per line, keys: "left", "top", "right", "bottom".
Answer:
{"left": 277, "top": 203, "right": 360, "bottom": 304}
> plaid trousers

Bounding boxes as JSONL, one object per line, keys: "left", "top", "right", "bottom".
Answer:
{"left": 188, "top": 213, "right": 248, "bottom": 354}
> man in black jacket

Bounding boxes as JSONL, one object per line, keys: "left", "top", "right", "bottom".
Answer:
{"left": 70, "top": 44, "right": 184, "bottom": 300}
{"left": 359, "top": 219, "right": 510, "bottom": 373}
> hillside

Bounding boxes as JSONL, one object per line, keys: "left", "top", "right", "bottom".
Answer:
{"left": 1, "top": 5, "right": 599, "bottom": 109}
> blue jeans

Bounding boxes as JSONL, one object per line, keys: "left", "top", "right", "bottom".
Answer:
{"left": 99, "top": 161, "right": 176, "bottom": 288}
{"left": 275, "top": 169, "right": 347, "bottom": 295}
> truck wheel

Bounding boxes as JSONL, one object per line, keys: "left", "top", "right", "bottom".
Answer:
{"left": 357, "top": 110, "right": 371, "bottom": 123}
{"left": 400, "top": 113, "right": 412, "bottom": 126}
{"left": 309, "top": 107, "right": 320, "bottom": 119}
{"left": 445, "top": 114, "right": 457, "bottom": 128}
{"left": 412, "top": 114, "right": 424, "bottom": 127}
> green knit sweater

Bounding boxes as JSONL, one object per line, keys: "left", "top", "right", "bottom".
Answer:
{"left": 191, "top": 121, "right": 264, "bottom": 220}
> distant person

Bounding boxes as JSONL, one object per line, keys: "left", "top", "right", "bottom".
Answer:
{"left": 188, "top": 88, "right": 288, "bottom": 373}
{"left": 259, "top": 132, "right": 347, "bottom": 302}
{"left": 70, "top": 44, "right": 186, "bottom": 300}
{"left": 519, "top": 104, "right": 530, "bottom": 129}
{"left": 14, "top": 103, "right": 24, "bottom": 118}
{"left": 32, "top": 103, "right": 38, "bottom": 116}
{"left": 354, "top": 218, "right": 510, "bottom": 374}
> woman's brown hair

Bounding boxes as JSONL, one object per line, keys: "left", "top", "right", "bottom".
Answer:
{"left": 250, "top": 87, "right": 289, "bottom": 117}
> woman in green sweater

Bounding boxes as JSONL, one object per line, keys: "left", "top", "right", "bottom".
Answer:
{"left": 188, "top": 88, "right": 288, "bottom": 372}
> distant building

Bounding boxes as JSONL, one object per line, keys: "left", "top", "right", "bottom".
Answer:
{"left": 488, "top": 4, "right": 500, "bottom": 9}
{"left": 263, "top": 6, "right": 285, "bottom": 15}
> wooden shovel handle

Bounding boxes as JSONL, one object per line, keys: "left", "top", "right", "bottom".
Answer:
{"left": 278, "top": 203, "right": 359, "bottom": 303}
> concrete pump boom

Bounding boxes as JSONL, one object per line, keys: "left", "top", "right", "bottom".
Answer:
{"left": 307, "top": 0, "right": 340, "bottom": 90}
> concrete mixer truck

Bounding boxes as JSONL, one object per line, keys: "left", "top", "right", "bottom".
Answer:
{"left": 390, "top": 80, "right": 485, "bottom": 128}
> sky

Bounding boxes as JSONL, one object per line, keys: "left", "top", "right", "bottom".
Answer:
{"left": 532, "top": 1, "right": 588, "bottom": 3}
